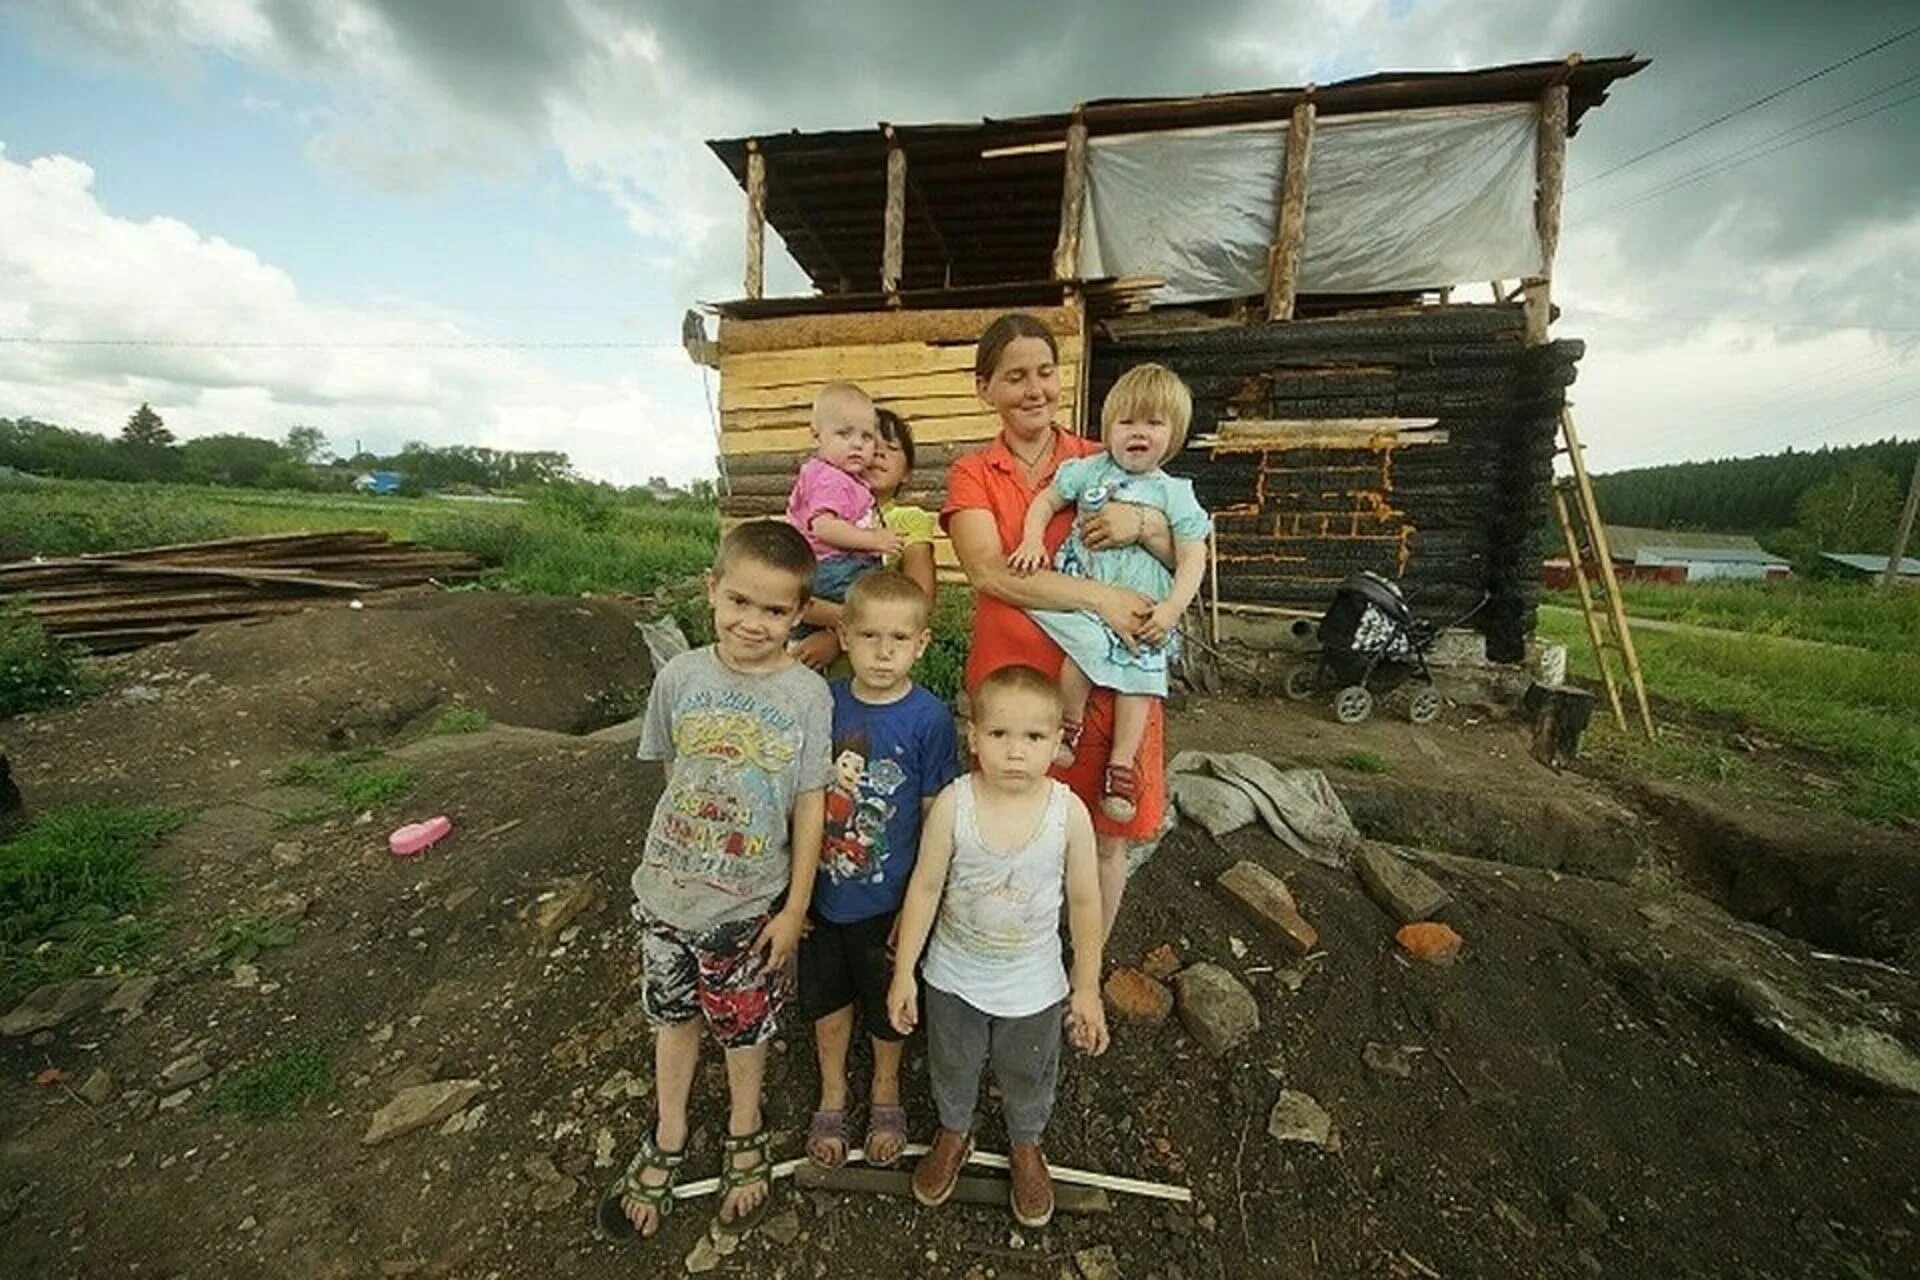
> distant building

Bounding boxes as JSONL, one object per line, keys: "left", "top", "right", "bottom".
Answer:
{"left": 1543, "top": 525, "right": 1791, "bottom": 588}
{"left": 352, "top": 470, "right": 404, "bottom": 496}
{"left": 644, "top": 477, "right": 684, "bottom": 501}
{"left": 1819, "top": 552, "right": 1920, "bottom": 585}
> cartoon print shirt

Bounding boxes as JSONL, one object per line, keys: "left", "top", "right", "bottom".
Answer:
{"left": 633, "top": 647, "right": 833, "bottom": 934}
{"left": 814, "top": 679, "right": 961, "bottom": 924}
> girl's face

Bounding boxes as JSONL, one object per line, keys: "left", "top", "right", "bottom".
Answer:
{"left": 976, "top": 336, "right": 1060, "bottom": 440}
{"left": 866, "top": 432, "right": 910, "bottom": 498}
{"left": 1106, "top": 410, "right": 1175, "bottom": 475}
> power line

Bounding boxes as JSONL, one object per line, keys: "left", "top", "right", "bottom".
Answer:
{"left": 1568, "top": 21, "right": 1920, "bottom": 192}
{"left": 1588, "top": 84, "right": 1920, "bottom": 219}
{"left": 0, "top": 336, "right": 680, "bottom": 351}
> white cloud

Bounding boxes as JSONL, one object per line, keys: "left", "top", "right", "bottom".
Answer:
{"left": 0, "top": 143, "right": 716, "bottom": 484}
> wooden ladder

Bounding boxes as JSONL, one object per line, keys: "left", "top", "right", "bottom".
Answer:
{"left": 1552, "top": 406, "right": 1655, "bottom": 738}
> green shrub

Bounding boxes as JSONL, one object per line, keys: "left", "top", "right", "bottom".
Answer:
{"left": 1334, "top": 750, "right": 1392, "bottom": 774}
{"left": 211, "top": 1043, "right": 332, "bottom": 1120}
{"left": 277, "top": 749, "right": 418, "bottom": 817}
{"left": 918, "top": 592, "right": 973, "bottom": 703}
{"left": 429, "top": 704, "right": 489, "bottom": 734}
{"left": 1, "top": 603, "right": 94, "bottom": 716}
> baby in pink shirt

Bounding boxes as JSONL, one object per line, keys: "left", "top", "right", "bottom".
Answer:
{"left": 787, "top": 382, "right": 903, "bottom": 626}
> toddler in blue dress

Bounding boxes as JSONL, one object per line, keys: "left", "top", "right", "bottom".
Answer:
{"left": 1008, "top": 363, "right": 1211, "bottom": 821}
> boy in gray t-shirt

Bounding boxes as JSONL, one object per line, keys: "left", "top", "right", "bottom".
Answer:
{"left": 599, "top": 521, "right": 832, "bottom": 1246}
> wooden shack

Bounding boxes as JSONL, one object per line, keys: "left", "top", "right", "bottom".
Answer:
{"left": 698, "top": 56, "right": 1645, "bottom": 662}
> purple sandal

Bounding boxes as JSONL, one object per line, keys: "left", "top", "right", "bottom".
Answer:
{"left": 806, "top": 1108, "right": 849, "bottom": 1168}
{"left": 864, "top": 1104, "right": 908, "bottom": 1169}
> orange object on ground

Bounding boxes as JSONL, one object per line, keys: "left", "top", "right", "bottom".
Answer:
{"left": 1397, "top": 921, "right": 1464, "bottom": 964}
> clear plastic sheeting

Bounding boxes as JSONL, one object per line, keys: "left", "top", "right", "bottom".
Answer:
{"left": 1080, "top": 104, "right": 1543, "bottom": 303}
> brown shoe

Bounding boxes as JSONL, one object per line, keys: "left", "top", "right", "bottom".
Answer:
{"left": 911, "top": 1127, "right": 973, "bottom": 1207}
{"left": 1009, "top": 1141, "right": 1055, "bottom": 1228}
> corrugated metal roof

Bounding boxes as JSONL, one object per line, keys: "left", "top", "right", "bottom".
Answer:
{"left": 1822, "top": 552, "right": 1920, "bottom": 576}
{"left": 1605, "top": 525, "right": 1776, "bottom": 560}
{"left": 709, "top": 55, "right": 1647, "bottom": 296}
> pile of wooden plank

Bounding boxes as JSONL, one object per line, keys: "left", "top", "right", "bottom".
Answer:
{"left": 0, "top": 531, "right": 485, "bottom": 653}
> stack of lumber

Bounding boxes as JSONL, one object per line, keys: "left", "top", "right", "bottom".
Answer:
{"left": 0, "top": 531, "right": 484, "bottom": 653}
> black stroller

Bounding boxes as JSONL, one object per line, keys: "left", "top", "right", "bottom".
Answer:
{"left": 1284, "top": 571, "right": 1461, "bottom": 725}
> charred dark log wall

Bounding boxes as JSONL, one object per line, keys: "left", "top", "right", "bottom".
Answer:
{"left": 1092, "top": 304, "right": 1580, "bottom": 661}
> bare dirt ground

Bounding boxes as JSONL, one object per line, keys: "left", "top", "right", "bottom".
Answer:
{"left": 4, "top": 591, "right": 1919, "bottom": 1280}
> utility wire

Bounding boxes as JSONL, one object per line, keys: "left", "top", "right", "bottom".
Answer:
{"left": 0, "top": 336, "right": 680, "bottom": 351}
{"left": 1568, "top": 21, "right": 1920, "bottom": 192}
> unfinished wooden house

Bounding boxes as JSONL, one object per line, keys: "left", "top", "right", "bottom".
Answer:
{"left": 697, "top": 55, "right": 1645, "bottom": 663}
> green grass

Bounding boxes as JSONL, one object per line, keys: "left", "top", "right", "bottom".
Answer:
{"left": 918, "top": 592, "right": 972, "bottom": 703}
{"left": 1547, "top": 579, "right": 1919, "bottom": 656}
{"left": 210, "top": 1043, "right": 333, "bottom": 1120}
{"left": 1, "top": 601, "right": 94, "bottom": 717}
{"left": 276, "top": 748, "right": 418, "bottom": 821}
{"left": 1539, "top": 609, "right": 1920, "bottom": 823}
{"left": 1334, "top": 750, "right": 1393, "bottom": 774}
{"left": 0, "top": 478, "right": 720, "bottom": 598}
{"left": 0, "top": 805, "right": 183, "bottom": 1007}
{"left": 196, "top": 912, "right": 299, "bottom": 969}
{"left": 429, "top": 704, "right": 489, "bottom": 735}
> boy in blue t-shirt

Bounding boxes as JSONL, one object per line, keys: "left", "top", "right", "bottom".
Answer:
{"left": 800, "top": 569, "right": 959, "bottom": 1170}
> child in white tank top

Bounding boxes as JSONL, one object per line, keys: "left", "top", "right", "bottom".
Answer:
{"left": 888, "top": 664, "right": 1109, "bottom": 1229}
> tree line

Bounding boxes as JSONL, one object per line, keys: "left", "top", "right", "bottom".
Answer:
{"left": 0, "top": 404, "right": 582, "bottom": 494}
{"left": 1591, "top": 437, "right": 1917, "bottom": 566}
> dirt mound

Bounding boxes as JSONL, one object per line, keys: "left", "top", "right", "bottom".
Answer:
{"left": 5, "top": 606, "right": 1919, "bottom": 1278}
{"left": 7, "top": 591, "right": 658, "bottom": 807}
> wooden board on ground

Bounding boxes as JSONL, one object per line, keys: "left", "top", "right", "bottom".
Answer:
{"left": 792, "top": 1161, "right": 1112, "bottom": 1214}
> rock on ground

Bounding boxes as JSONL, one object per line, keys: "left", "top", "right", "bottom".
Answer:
{"left": 1171, "top": 773, "right": 1258, "bottom": 837}
{"left": 1396, "top": 921, "right": 1464, "bottom": 964}
{"left": 1354, "top": 842, "right": 1452, "bottom": 924}
{"left": 1267, "top": 1089, "right": 1338, "bottom": 1150}
{"left": 1104, "top": 967, "right": 1174, "bottom": 1024}
{"left": 1174, "top": 962, "right": 1259, "bottom": 1057}
{"left": 1, "top": 977, "right": 121, "bottom": 1036}
{"left": 362, "top": 1079, "right": 485, "bottom": 1145}
{"left": 531, "top": 878, "right": 600, "bottom": 947}
{"left": 1217, "top": 861, "right": 1318, "bottom": 955}
{"left": 1730, "top": 978, "right": 1920, "bottom": 1098}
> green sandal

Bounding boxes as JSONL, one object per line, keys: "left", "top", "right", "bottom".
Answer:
{"left": 715, "top": 1126, "right": 775, "bottom": 1234}
{"left": 595, "top": 1132, "right": 685, "bottom": 1242}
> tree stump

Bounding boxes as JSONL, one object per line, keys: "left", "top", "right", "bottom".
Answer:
{"left": 1523, "top": 682, "right": 1595, "bottom": 767}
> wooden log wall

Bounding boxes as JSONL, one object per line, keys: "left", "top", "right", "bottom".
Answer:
{"left": 716, "top": 302, "right": 1084, "bottom": 571}
{"left": 1091, "top": 304, "right": 1581, "bottom": 661}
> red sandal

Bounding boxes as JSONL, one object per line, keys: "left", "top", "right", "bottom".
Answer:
{"left": 1100, "top": 763, "right": 1138, "bottom": 822}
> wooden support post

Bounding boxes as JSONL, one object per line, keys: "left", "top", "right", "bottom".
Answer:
{"left": 1882, "top": 442, "right": 1920, "bottom": 591}
{"left": 743, "top": 141, "right": 766, "bottom": 301}
{"left": 1051, "top": 111, "right": 1089, "bottom": 280}
{"left": 1265, "top": 98, "right": 1317, "bottom": 321}
{"left": 882, "top": 126, "right": 906, "bottom": 296}
{"left": 1523, "top": 81, "right": 1569, "bottom": 344}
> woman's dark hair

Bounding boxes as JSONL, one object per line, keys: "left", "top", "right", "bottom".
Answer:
{"left": 875, "top": 406, "right": 915, "bottom": 472}
{"left": 974, "top": 312, "right": 1059, "bottom": 383}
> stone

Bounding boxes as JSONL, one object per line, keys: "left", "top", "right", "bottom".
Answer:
{"left": 1354, "top": 844, "right": 1451, "bottom": 924}
{"left": 362, "top": 1079, "right": 484, "bottom": 1145}
{"left": 1074, "top": 1245, "right": 1121, "bottom": 1280}
{"left": 157, "top": 1087, "right": 194, "bottom": 1111}
{"left": 157, "top": 1054, "right": 212, "bottom": 1090}
{"left": 102, "top": 974, "right": 160, "bottom": 1019}
{"left": 77, "top": 1068, "right": 115, "bottom": 1107}
{"left": 2, "top": 976, "right": 121, "bottom": 1036}
{"left": 367, "top": 1023, "right": 394, "bottom": 1046}
{"left": 595, "top": 1068, "right": 648, "bottom": 1102}
{"left": 1361, "top": 1042, "right": 1415, "bottom": 1080}
{"left": 522, "top": 1153, "right": 562, "bottom": 1183}
{"left": 1173, "top": 963, "right": 1259, "bottom": 1057}
{"left": 1170, "top": 773, "right": 1258, "bottom": 837}
{"left": 684, "top": 1234, "right": 722, "bottom": 1274}
{"left": 762, "top": 1206, "right": 801, "bottom": 1246}
{"left": 1216, "top": 862, "right": 1317, "bottom": 955}
{"left": 442, "top": 886, "right": 479, "bottom": 912}
{"left": 1396, "top": 922, "right": 1464, "bottom": 965}
{"left": 1565, "top": 1191, "right": 1608, "bottom": 1235}
{"left": 594, "top": 1127, "right": 617, "bottom": 1168}
{"left": 1730, "top": 978, "right": 1920, "bottom": 1097}
{"left": 270, "top": 841, "right": 307, "bottom": 868}
{"left": 1103, "top": 968, "right": 1173, "bottom": 1025}
{"left": 529, "top": 1176, "right": 577, "bottom": 1212}
{"left": 1140, "top": 944, "right": 1181, "bottom": 981}
{"left": 230, "top": 963, "right": 261, "bottom": 990}
{"left": 531, "top": 878, "right": 600, "bottom": 947}
{"left": 1266, "top": 1089, "right": 1337, "bottom": 1150}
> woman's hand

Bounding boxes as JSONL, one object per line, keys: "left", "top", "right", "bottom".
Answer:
{"left": 791, "top": 630, "right": 841, "bottom": 671}
{"left": 1139, "top": 602, "right": 1183, "bottom": 648}
{"left": 1096, "top": 585, "right": 1155, "bottom": 651}
{"left": 1081, "top": 502, "right": 1161, "bottom": 550}
{"left": 1008, "top": 535, "right": 1050, "bottom": 575}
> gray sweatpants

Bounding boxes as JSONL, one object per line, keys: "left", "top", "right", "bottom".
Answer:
{"left": 925, "top": 983, "right": 1062, "bottom": 1145}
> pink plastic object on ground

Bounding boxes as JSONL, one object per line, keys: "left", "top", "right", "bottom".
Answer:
{"left": 388, "top": 815, "right": 453, "bottom": 858}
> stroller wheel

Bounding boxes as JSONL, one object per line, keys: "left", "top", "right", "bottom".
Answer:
{"left": 1407, "top": 687, "right": 1443, "bottom": 725}
{"left": 1333, "top": 685, "right": 1374, "bottom": 725}
{"left": 1283, "top": 666, "right": 1318, "bottom": 702}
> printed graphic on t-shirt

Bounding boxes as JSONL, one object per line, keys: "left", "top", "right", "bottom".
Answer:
{"left": 647, "top": 687, "right": 803, "bottom": 894}
{"left": 821, "top": 730, "right": 908, "bottom": 884}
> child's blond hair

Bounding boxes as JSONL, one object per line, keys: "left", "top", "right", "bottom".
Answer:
{"left": 1099, "top": 363, "right": 1193, "bottom": 461}
{"left": 811, "top": 381, "right": 876, "bottom": 433}
{"left": 974, "top": 663, "right": 1065, "bottom": 722}
{"left": 844, "top": 568, "right": 931, "bottom": 627}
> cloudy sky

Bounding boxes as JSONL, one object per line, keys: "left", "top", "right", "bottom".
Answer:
{"left": 1, "top": 1, "right": 1915, "bottom": 483}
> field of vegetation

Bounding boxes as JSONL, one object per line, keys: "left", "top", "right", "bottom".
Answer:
{"left": 1537, "top": 580, "right": 1920, "bottom": 825}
